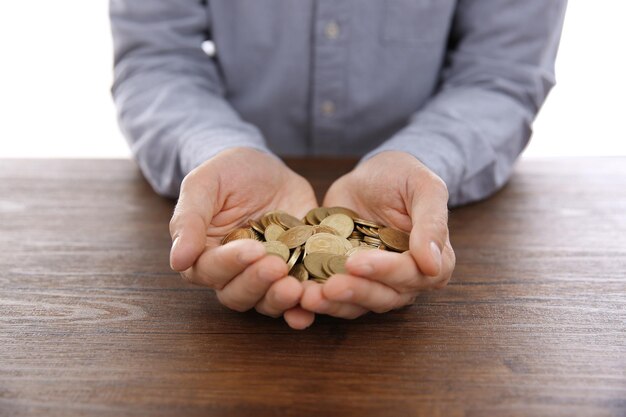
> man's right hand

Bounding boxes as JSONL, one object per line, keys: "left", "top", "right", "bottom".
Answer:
{"left": 169, "top": 147, "right": 318, "bottom": 330}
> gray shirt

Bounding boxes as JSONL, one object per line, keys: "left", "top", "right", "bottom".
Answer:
{"left": 110, "top": 0, "right": 566, "bottom": 206}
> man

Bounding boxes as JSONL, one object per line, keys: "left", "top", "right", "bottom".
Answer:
{"left": 110, "top": 1, "right": 567, "bottom": 329}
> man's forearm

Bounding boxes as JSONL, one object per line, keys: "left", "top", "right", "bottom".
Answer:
{"left": 363, "top": 0, "right": 567, "bottom": 206}
{"left": 110, "top": 0, "right": 270, "bottom": 197}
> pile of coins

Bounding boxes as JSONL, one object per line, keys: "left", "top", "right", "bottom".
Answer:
{"left": 221, "top": 207, "right": 410, "bottom": 283}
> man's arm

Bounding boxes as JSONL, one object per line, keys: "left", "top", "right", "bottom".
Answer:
{"left": 363, "top": 0, "right": 567, "bottom": 206}
{"left": 110, "top": 0, "right": 270, "bottom": 197}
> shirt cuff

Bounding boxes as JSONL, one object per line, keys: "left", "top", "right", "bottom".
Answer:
{"left": 361, "top": 131, "right": 465, "bottom": 205}
{"left": 179, "top": 127, "right": 273, "bottom": 175}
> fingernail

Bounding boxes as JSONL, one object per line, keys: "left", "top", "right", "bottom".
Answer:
{"left": 335, "top": 289, "right": 354, "bottom": 302}
{"left": 171, "top": 236, "right": 179, "bottom": 252}
{"left": 238, "top": 244, "right": 265, "bottom": 264}
{"left": 169, "top": 237, "right": 180, "bottom": 269}
{"left": 430, "top": 241, "right": 442, "bottom": 275}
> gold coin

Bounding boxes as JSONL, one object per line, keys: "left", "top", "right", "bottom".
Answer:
{"left": 304, "top": 208, "right": 320, "bottom": 225}
{"left": 290, "top": 263, "right": 309, "bottom": 282}
{"left": 312, "top": 207, "right": 330, "bottom": 224}
{"left": 327, "top": 206, "right": 359, "bottom": 218}
{"left": 349, "top": 230, "right": 364, "bottom": 239}
{"left": 311, "top": 224, "right": 341, "bottom": 235}
{"left": 277, "top": 212, "right": 305, "bottom": 229}
{"left": 221, "top": 227, "right": 256, "bottom": 245}
{"left": 326, "top": 255, "right": 348, "bottom": 275}
{"left": 353, "top": 217, "right": 381, "bottom": 228}
{"left": 286, "top": 246, "right": 303, "bottom": 271}
{"left": 260, "top": 210, "right": 282, "bottom": 228}
{"left": 363, "top": 236, "right": 383, "bottom": 246}
{"left": 304, "top": 233, "right": 352, "bottom": 255}
{"left": 378, "top": 227, "right": 410, "bottom": 252}
{"left": 356, "top": 224, "right": 379, "bottom": 238}
{"left": 263, "top": 241, "right": 290, "bottom": 262}
{"left": 320, "top": 213, "right": 354, "bottom": 238}
{"left": 264, "top": 224, "right": 285, "bottom": 241}
{"left": 277, "top": 225, "right": 313, "bottom": 249}
{"left": 346, "top": 246, "right": 376, "bottom": 256}
{"left": 248, "top": 219, "right": 265, "bottom": 234}
{"left": 303, "top": 252, "right": 334, "bottom": 279}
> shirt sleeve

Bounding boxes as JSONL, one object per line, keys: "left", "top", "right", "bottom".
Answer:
{"left": 362, "top": 0, "right": 567, "bottom": 207}
{"left": 110, "top": 0, "right": 271, "bottom": 197}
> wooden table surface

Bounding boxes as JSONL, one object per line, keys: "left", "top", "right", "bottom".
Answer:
{"left": 1, "top": 158, "right": 625, "bottom": 417}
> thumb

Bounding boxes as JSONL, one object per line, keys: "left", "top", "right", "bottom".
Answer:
{"left": 169, "top": 173, "right": 217, "bottom": 272}
{"left": 409, "top": 177, "right": 449, "bottom": 277}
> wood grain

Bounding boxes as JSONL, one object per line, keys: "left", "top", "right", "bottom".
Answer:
{"left": 0, "top": 158, "right": 624, "bottom": 417}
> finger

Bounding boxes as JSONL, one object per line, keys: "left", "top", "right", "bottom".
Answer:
{"left": 185, "top": 239, "right": 266, "bottom": 288}
{"left": 215, "top": 255, "right": 288, "bottom": 312}
{"left": 169, "top": 171, "right": 219, "bottom": 271}
{"left": 322, "top": 274, "right": 413, "bottom": 313}
{"left": 284, "top": 307, "right": 316, "bottom": 330}
{"left": 301, "top": 281, "right": 367, "bottom": 319}
{"left": 345, "top": 249, "right": 440, "bottom": 293}
{"left": 408, "top": 175, "right": 450, "bottom": 277}
{"left": 255, "top": 276, "right": 304, "bottom": 317}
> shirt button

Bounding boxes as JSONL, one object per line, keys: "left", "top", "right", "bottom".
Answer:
{"left": 321, "top": 100, "right": 336, "bottom": 116}
{"left": 324, "top": 21, "right": 340, "bottom": 40}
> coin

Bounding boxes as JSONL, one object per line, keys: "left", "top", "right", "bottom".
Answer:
{"left": 263, "top": 241, "right": 290, "bottom": 261}
{"left": 356, "top": 224, "right": 379, "bottom": 238}
{"left": 223, "top": 207, "right": 416, "bottom": 283}
{"left": 353, "top": 217, "right": 381, "bottom": 228}
{"left": 290, "top": 263, "right": 309, "bottom": 282}
{"left": 346, "top": 246, "right": 376, "bottom": 256}
{"left": 327, "top": 206, "right": 359, "bottom": 218}
{"left": 248, "top": 219, "right": 265, "bottom": 234}
{"left": 221, "top": 227, "right": 256, "bottom": 245}
{"left": 264, "top": 224, "right": 285, "bottom": 241}
{"left": 277, "top": 212, "right": 305, "bottom": 229}
{"left": 378, "top": 227, "right": 410, "bottom": 252}
{"left": 326, "top": 255, "right": 348, "bottom": 275}
{"left": 286, "top": 245, "right": 302, "bottom": 271}
{"left": 305, "top": 232, "right": 352, "bottom": 255}
{"left": 260, "top": 210, "right": 282, "bottom": 228}
{"left": 320, "top": 213, "right": 354, "bottom": 238}
{"left": 277, "top": 225, "right": 313, "bottom": 249}
{"left": 311, "top": 224, "right": 340, "bottom": 235}
{"left": 363, "top": 236, "right": 383, "bottom": 246}
{"left": 311, "top": 207, "right": 330, "bottom": 224}
{"left": 303, "top": 252, "right": 334, "bottom": 279}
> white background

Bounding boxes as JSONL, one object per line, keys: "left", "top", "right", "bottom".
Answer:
{"left": 0, "top": 1, "right": 624, "bottom": 159}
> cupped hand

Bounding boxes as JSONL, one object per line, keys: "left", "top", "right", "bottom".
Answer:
{"left": 169, "top": 147, "right": 318, "bottom": 329}
{"left": 301, "top": 151, "right": 455, "bottom": 319}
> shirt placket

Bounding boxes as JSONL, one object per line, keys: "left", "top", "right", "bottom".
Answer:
{"left": 310, "top": 0, "right": 350, "bottom": 155}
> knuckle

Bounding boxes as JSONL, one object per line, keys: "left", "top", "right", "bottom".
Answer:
{"left": 430, "top": 214, "right": 449, "bottom": 236}
{"left": 205, "top": 275, "right": 227, "bottom": 290}
{"left": 216, "top": 292, "right": 249, "bottom": 313}
{"left": 431, "top": 175, "right": 449, "bottom": 199}
{"left": 398, "top": 274, "right": 422, "bottom": 293}
{"left": 180, "top": 171, "right": 199, "bottom": 189}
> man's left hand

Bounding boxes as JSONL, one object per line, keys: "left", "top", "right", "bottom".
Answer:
{"left": 301, "top": 151, "right": 456, "bottom": 318}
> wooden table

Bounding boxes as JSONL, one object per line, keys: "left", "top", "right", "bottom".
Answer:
{"left": 1, "top": 158, "right": 625, "bottom": 417}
